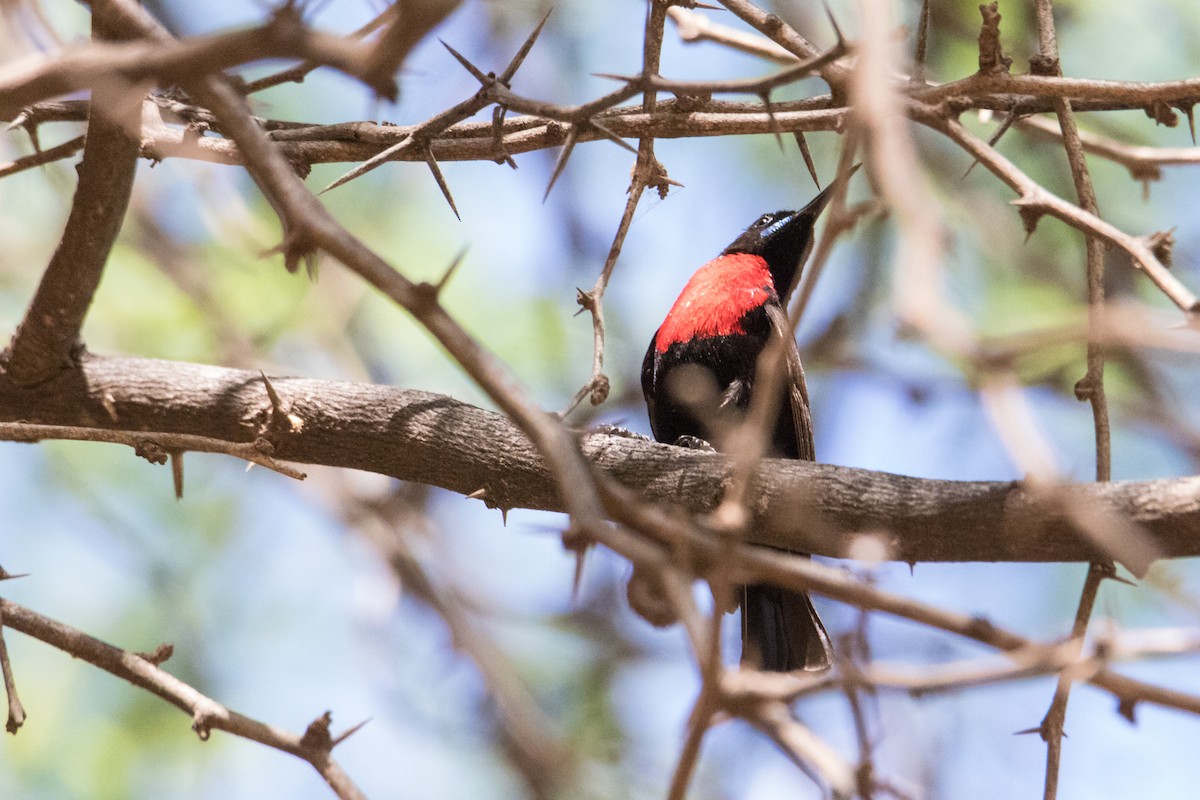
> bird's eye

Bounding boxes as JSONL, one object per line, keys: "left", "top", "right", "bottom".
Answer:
{"left": 755, "top": 214, "right": 772, "bottom": 227}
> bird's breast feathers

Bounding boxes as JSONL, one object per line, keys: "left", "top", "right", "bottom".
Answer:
{"left": 654, "top": 253, "right": 775, "bottom": 353}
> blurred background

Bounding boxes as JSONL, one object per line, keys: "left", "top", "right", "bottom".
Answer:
{"left": 2, "top": 0, "right": 1200, "bottom": 797}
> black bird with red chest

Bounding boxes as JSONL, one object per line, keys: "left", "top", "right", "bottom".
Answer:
{"left": 640, "top": 187, "right": 837, "bottom": 672}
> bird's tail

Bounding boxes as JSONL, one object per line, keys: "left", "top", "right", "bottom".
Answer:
{"left": 742, "top": 583, "right": 832, "bottom": 672}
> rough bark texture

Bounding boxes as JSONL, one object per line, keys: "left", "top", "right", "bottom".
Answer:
{"left": 1, "top": 352, "right": 1196, "bottom": 564}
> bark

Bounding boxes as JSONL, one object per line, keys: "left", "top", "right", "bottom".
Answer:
{"left": 1, "top": 353, "right": 1196, "bottom": 564}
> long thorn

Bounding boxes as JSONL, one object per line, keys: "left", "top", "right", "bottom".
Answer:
{"left": 794, "top": 132, "right": 821, "bottom": 188}
{"left": 424, "top": 147, "right": 460, "bottom": 219}
{"left": 319, "top": 136, "right": 414, "bottom": 194}
{"left": 170, "top": 450, "right": 184, "bottom": 500}
{"left": 963, "top": 111, "right": 1018, "bottom": 179}
{"left": 914, "top": 0, "right": 932, "bottom": 83}
{"left": 440, "top": 40, "right": 491, "bottom": 85}
{"left": 761, "top": 91, "right": 784, "bottom": 153}
{"left": 544, "top": 125, "right": 579, "bottom": 201}
{"left": 435, "top": 247, "right": 470, "bottom": 294}
{"left": 589, "top": 118, "right": 637, "bottom": 154}
{"left": 824, "top": 1, "right": 846, "bottom": 48}
{"left": 332, "top": 718, "right": 371, "bottom": 747}
{"left": 499, "top": 9, "right": 552, "bottom": 84}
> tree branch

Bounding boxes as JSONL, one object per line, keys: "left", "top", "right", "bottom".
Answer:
{"left": 0, "top": 353, "right": 1196, "bottom": 564}
{"left": 0, "top": 598, "right": 366, "bottom": 799}
{"left": 2, "top": 5, "right": 141, "bottom": 386}
{"left": 0, "top": 7, "right": 393, "bottom": 119}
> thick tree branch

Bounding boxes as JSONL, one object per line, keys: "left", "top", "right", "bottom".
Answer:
{"left": 0, "top": 353, "right": 1196, "bottom": 564}
{"left": 3, "top": 6, "right": 141, "bottom": 386}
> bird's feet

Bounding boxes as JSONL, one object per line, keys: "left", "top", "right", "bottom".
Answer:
{"left": 673, "top": 435, "right": 716, "bottom": 451}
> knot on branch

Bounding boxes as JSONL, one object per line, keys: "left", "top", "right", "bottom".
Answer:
{"left": 267, "top": 229, "right": 319, "bottom": 277}
{"left": 1074, "top": 374, "right": 1100, "bottom": 403}
{"left": 587, "top": 374, "right": 611, "bottom": 406}
{"left": 135, "top": 440, "right": 169, "bottom": 465}
{"left": 1142, "top": 229, "right": 1175, "bottom": 267}
{"left": 1011, "top": 195, "right": 1046, "bottom": 237}
{"left": 671, "top": 92, "right": 712, "bottom": 113}
{"left": 976, "top": 3, "right": 1012, "bottom": 76}
{"left": 136, "top": 643, "right": 175, "bottom": 666}
{"left": 635, "top": 157, "right": 682, "bottom": 200}
{"left": 300, "top": 711, "right": 334, "bottom": 752}
{"left": 626, "top": 564, "right": 679, "bottom": 628}
{"left": 1145, "top": 100, "right": 1178, "bottom": 128}
{"left": 1028, "top": 54, "right": 1059, "bottom": 77}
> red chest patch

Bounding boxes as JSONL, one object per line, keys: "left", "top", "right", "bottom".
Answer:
{"left": 655, "top": 253, "right": 774, "bottom": 353}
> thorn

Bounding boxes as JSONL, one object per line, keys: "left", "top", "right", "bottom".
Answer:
{"left": 170, "top": 450, "right": 184, "bottom": 500}
{"left": 589, "top": 118, "right": 637, "bottom": 154}
{"left": 435, "top": 247, "right": 469, "bottom": 294}
{"left": 760, "top": 91, "right": 784, "bottom": 153}
{"left": 571, "top": 545, "right": 587, "bottom": 604}
{"left": 593, "top": 71, "right": 639, "bottom": 84}
{"left": 319, "top": 136, "right": 413, "bottom": 195}
{"left": 332, "top": 718, "right": 371, "bottom": 747}
{"left": 543, "top": 125, "right": 579, "bottom": 201}
{"left": 963, "top": 111, "right": 1018, "bottom": 179}
{"left": 260, "top": 370, "right": 286, "bottom": 416}
{"left": 823, "top": 2, "right": 846, "bottom": 47}
{"left": 467, "top": 487, "right": 489, "bottom": 500}
{"left": 1185, "top": 104, "right": 1197, "bottom": 145}
{"left": 0, "top": 567, "right": 29, "bottom": 581}
{"left": 1107, "top": 573, "right": 1138, "bottom": 588}
{"left": 794, "top": 132, "right": 820, "bottom": 188}
{"left": 440, "top": 40, "right": 491, "bottom": 85}
{"left": 490, "top": 106, "right": 517, "bottom": 168}
{"left": 423, "top": 147, "right": 460, "bottom": 220}
{"left": 1117, "top": 697, "right": 1137, "bottom": 724}
{"left": 500, "top": 507, "right": 509, "bottom": 526}
{"left": 913, "top": 0, "right": 932, "bottom": 82}
{"left": 1013, "top": 725, "right": 1042, "bottom": 736}
{"left": 4, "top": 112, "right": 28, "bottom": 133}
{"left": 499, "top": 9, "right": 552, "bottom": 85}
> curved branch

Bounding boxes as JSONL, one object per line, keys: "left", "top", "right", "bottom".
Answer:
{"left": 0, "top": 598, "right": 366, "bottom": 800}
{"left": 0, "top": 9, "right": 391, "bottom": 119}
{"left": 0, "top": 353, "right": 1196, "bottom": 564}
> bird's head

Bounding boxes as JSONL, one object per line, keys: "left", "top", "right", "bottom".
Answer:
{"left": 721, "top": 180, "right": 840, "bottom": 298}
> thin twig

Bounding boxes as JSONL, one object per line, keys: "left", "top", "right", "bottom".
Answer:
{"left": 241, "top": 2, "right": 402, "bottom": 94}
{"left": 0, "top": 422, "right": 307, "bottom": 480}
{"left": 1028, "top": 5, "right": 1114, "bottom": 796}
{"left": 0, "top": 603, "right": 26, "bottom": 734}
{"left": 0, "top": 598, "right": 366, "bottom": 799}
{"left": 0, "top": 8, "right": 393, "bottom": 119}
{"left": 0, "top": 133, "right": 84, "bottom": 178}
{"left": 563, "top": 0, "right": 672, "bottom": 417}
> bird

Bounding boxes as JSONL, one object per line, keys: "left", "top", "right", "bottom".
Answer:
{"left": 640, "top": 185, "right": 838, "bottom": 672}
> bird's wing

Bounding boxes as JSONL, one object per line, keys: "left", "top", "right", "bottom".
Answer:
{"left": 764, "top": 302, "right": 815, "bottom": 461}
{"left": 640, "top": 332, "right": 661, "bottom": 441}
